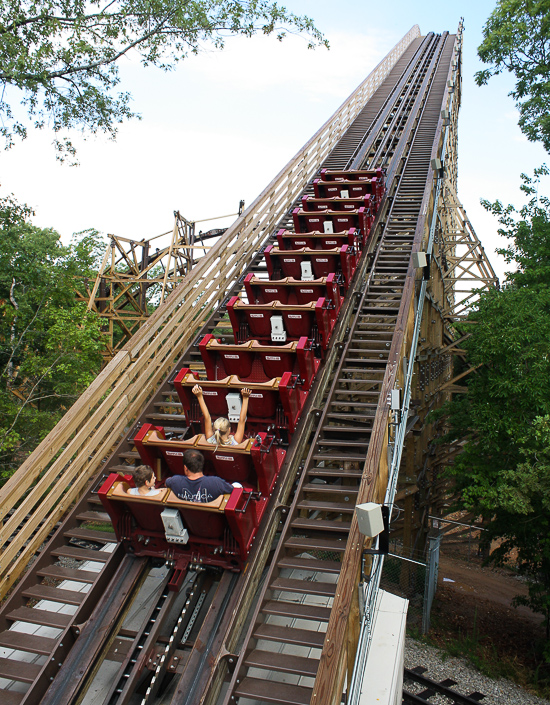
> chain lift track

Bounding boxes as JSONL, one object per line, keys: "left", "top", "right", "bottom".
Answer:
{"left": 0, "top": 27, "right": 462, "bottom": 705}
{"left": 222, "top": 31, "right": 454, "bottom": 705}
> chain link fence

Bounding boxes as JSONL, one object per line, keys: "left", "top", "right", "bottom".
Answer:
{"left": 380, "top": 535, "right": 440, "bottom": 633}
{"left": 431, "top": 516, "right": 487, "bottom": 564}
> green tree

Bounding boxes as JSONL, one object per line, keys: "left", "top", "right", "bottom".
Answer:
{"left": 0, "top": 0, "right": 326, "bottom": 161}
{"left": 481, "top": 165, "right": 550, "bottom": 287}
{"left": 447, "top": 285, "right": 550, "bottom": 508}
{"left": 487, "top": 416, "right": 550, "bottom": 647}
{"left": 476, "top": 0, "right": 550, "bottom": 151}
{"left": 0, "top": 197, "right": 106, "bottom": 480}
{"left": 442, "top": 170, "right": 550, "bottom": 647}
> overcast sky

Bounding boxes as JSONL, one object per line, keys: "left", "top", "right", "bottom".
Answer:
{"left": 2, "top": 0, "right": 548, "bottom": 280}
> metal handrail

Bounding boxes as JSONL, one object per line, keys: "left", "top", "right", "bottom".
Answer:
{"left": 347, "top": 21, "right": 463, "bottom": 704}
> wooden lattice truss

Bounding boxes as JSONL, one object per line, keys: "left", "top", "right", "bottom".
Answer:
{"left": 431, "top": 175, "right": 499, "bottom": 396}
{"left": 433, "top": 178, "right": 498, "bottom": 320}
{"left": 76, "top": 210, "right": 237, "bottom": 360}
{"left": 394, "top": 180, "right": 499, "bottom": 550}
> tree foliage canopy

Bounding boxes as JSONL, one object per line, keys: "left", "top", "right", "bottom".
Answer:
{"left": 481, "top": 166, "right": 550, "bottom": 287}
{"left": 0, "top": 0, "right": 326, "bottom": 160}
{"left": 485, "top": 416, "right": 550, "bottom": 648}
{"left": 447, "top": 285, "right": 550, "bottom": 509}
{"left": 442, "top": 170, "right": 550, "bottom": 641}
{"left": 0, "top": 197, "right": 105, "bottom": 480}
{"left": 476, "top": 0, "right": 550, "bottom": 151}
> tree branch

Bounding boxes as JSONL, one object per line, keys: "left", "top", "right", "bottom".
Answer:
{"left": 0, "top": 353, "right": 64, "bottom": 447}
{"left": 6, "top": 277, "right": 18, "bottom": 382}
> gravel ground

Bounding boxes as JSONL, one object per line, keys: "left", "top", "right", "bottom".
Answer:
{"left": 405, "top": 638, "right": 550, "bottom": 705}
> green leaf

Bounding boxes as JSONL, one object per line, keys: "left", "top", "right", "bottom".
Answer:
{"left": 0, "top": 0, "right": 327, "bottom": 160}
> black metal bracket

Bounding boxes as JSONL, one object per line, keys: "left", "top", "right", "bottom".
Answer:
{"left": 259, "top": 434, "right": 275, "bottom": 454}
{"left": 235, "top": 491, "right": 261, "bottom": 514}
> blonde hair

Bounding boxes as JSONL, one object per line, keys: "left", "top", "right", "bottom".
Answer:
{"left": 213, "top": 417, "right": 232, "bottom": 446}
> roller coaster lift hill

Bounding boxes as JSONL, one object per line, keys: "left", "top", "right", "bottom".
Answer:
{"left": 98, "top": 166, "right": 386, "bottom": 590}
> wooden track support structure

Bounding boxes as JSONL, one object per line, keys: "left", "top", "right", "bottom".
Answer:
{"left": 0, "top": 22, "right": 502, "bottom": 705}
{"left": 76, "top": 211, "right": 233, "bottom": 361}
{"left": 399, "top": 182, "right": 499, "bottom": 543}
{"left": 393, "top": 52, "right": 499, "bottom": 550}
{"left": 0, "top": 24, "right": 421, "bottom": 601}
{"left": 310, "top": 33, "right": 460, "bottom": 701}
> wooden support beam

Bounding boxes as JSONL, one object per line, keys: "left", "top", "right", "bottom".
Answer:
{"left": 439, "top": 363, "right": 482, "bottom": 390}
{"left": 1, "top": 34, "right": 412, "bottom": 594}
{"left": 312, "top": 275, "right": 417, "bottom": 702}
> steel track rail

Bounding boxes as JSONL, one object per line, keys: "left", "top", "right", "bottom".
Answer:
{"left": 101, "top": 35, "right": 443, "bottom": 705}
{"left": 102, "top": 573, "right": 192, "bottom": 705}
{"left": 403, "top": 667, "right": 485, "bottom": 704}
{"left": 347, "top": 33, "right": 438, "bottom": 171}
{"left": 326, "top": 35, "right": 431, "bottom": 172}
{"left": 347, "top": 29, "right": 458, "bottom": 705}
{"left": 42, "top": 567, "right": 227, "bottom": 705}
{"left": 0, "top": 30, "right": 454, "bottom": 705}
{"left": 221, "top": 32, "right": 455, "bottom": 705}
{"left": 39, "top": 555, "right": 148, "bottom": 705}
{"left": 275, "top": 33, "right": 437, "bottom": 234}
{"left": 0, "top": 477, "right": 136, "bottom": 705}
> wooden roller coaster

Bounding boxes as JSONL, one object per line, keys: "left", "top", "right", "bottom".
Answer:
{"left": 0, "top": 22, "right": 498, "bottom": 705}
